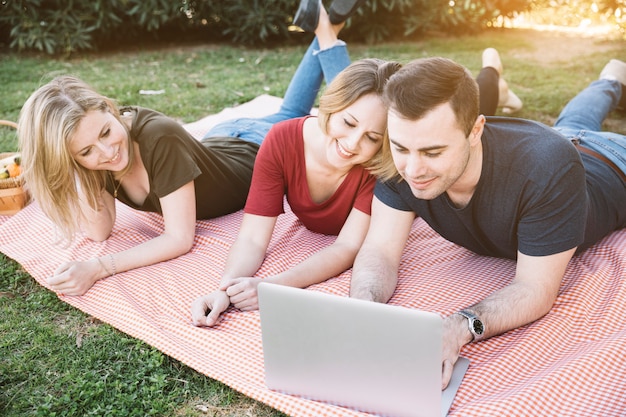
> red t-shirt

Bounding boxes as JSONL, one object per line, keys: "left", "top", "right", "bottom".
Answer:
{"left": 244, "top": 117, "right": 375, "bottom": 235}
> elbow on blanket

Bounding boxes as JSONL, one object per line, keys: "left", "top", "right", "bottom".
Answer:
{"left": 524, "top": 286, "right": 560, "bottom": 326}
{"left": 86, "top": 230, "right": 113, "bottom": 242}
{"left": 538, "top": 295, "right": 559, "bottom": 320}
{"left": 174, "top": 234, "right": 195, "bottom": 256}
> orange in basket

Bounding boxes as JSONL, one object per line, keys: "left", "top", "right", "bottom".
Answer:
{"left": 0, "top": 121, "right": 30, "bottom": 216}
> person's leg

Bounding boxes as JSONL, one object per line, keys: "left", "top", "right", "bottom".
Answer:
{"left": 553, "top": 61, "right": 626, "bottom": 175}
{"left": 600, "top": 59, "right": 626, "bottom": 110}
{"left": 476, "top": 66, "right": 499, "bottom": 117}
{"left": 203, "top": 5, "right": 349, "bottom": 145}
{"left": 263, "top": 4, "right": 349, "bottom": 123}
{"left": 479, "top": 48, "right": 522, "bottom": 115}
{"left": 478, "top": 48, "right": 500, "bottom": 116}
{"left": 264, "top": 37, "right": 350, "bottom": 123}
{"left": 553, "top": 79, "right": 621, "bottom": 131}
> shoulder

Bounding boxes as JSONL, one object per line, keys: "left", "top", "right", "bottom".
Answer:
{"left": 374, "top": 177, "right": 414, "bottom": 211}
{"left": 483, "top": 117, "right": 581, "bottom": 172}
{"left": 351, "top": 165, "right": 376, "bottom": 186}
{"left": 261, "top": 116, "right": 308, "bottom": 153}
{"left": 265, "top": 116, "right": 307, "bottom": 141}
{"left": 484, "top": 117, "right": 574, "bottom": 150}
{"left": 128, "top": 107, "right": 194, "bottom": 150}
{"left": 129, "top": 107, "right": 188, "bottom": 140}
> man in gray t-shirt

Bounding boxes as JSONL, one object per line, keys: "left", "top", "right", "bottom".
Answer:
{"left": 350, "top": 56, "right": 626, "bottom": 389}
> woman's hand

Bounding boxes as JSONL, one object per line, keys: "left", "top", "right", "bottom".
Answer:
{"left": 190, "top": 290, "right": 231, "bottom": 327}
{"left": 47, "top": 258, "right": 108, "bottom": 296}
{"left": 220, "top": 277, "right": 264, "bottom": 311}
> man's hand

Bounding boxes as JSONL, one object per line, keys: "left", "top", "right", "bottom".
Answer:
{"left": 190, "top": 290, "right": 231, "bottom": 327}
{"left": 221, "top": 277, "right": 264, "bottom": 311}
{"left": 441, "top": 313, "right": 473, "bottom": 389}
{"left": 438, "top": 249, "right": 575, "bottom": 388}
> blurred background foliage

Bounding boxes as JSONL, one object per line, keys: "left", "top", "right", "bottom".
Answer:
{"left": 1, "top": 0, "right": 625, "bottom": 55}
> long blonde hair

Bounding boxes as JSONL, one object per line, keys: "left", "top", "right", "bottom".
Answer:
{"left": 18, "top": 75, "right": 130, "bottom": 243}
{"left": 317, "top": 58, "right": 402, "bottom": 169}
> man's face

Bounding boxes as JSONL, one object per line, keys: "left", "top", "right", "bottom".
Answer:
{"left": 387, "top": 103, "right": 476, "bottom": 201}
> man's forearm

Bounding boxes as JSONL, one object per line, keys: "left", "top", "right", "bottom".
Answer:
{"left": 350, "top": 244, "right": 398, "bottom": 303}
{"left": 464, "top": 278, "right": 558, "bottom": 340}
{"left": 462, "top": 249, "right": 574, "bottom": 340}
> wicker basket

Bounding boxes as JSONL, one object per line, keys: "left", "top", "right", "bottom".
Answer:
{"left": 0, "top": 120, "right": 30, "bottom": 215}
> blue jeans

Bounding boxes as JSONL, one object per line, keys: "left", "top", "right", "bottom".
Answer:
{"left": 553, "top": 79, "right": 626, "bottom": 175}
{"left": 202, "top": 39, "right": 351, "bottom": 145}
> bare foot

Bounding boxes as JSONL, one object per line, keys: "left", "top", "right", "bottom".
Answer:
{"left": 498, "top": 78, "right": 523, "bottom": 114}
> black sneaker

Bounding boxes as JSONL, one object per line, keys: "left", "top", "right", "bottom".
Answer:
{"left": 292, "top": 0, "right": 321, "bottom": 33}
{"left": 328, "top": 0, "right": 367, "bottom": 24}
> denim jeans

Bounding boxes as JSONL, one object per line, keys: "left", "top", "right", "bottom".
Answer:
{"left": 553, "top": 79, "right": 626, "bottom": 175}
{"left": 202, "top": 39, "right": 350, "bottom": 145}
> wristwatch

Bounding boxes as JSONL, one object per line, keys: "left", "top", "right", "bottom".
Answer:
{"left": 456, "top": 310, "right": 485, "bottom": 342}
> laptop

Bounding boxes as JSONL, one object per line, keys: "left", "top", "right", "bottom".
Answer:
{"left": 258, "top": 283, "right": 469, "bottom": 417}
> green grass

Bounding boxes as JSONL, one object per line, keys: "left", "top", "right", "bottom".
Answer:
{"left": 0, "top": 257, "right": 283, "bottom": 417}
{"left": 1, "top": 28, "right": 625, "bottom": 416}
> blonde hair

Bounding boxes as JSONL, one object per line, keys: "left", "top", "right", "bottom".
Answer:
{"left": 18, "top": 75, "right": 130, "bottom": 243}
{"left": 317, "top": 58, "right": 402, "bottom": 169}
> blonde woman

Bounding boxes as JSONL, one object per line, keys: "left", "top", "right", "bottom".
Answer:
{"left": 17, "top": 2, "right": 364, "bottom": 296}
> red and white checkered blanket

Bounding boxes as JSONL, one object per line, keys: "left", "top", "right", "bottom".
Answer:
{"left": 1, "top": 96, "right": 625, "bottom": 416}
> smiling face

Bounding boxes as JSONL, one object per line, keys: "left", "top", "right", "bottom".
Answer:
{"left": 324, "top": 93, "right": 387, "bottom": 169}
{"left": 387, "top": 103, "right": 483, "bottom": 201}
{"left": 69, "top": 110, "right": 130, "bottom": 173}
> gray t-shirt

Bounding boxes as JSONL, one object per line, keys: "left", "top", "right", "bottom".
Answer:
{"left": 375, "top": 117, "right": 626, "bottom": 258}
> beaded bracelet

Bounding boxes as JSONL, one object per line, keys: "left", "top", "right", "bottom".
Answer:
{"left": 109, "top": 254, "right": 117, "bottom": 276}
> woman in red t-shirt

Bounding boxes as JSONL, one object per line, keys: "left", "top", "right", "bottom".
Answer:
{"left": 191, "top": 3, "right": 402, "bottom": 327}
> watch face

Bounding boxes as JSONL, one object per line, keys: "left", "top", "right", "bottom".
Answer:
{"left": 472, "top": 319, "right": 484, "bottom": 335}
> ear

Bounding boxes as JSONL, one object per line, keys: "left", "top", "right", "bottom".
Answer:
{"left": 469, "top": 115, "right": 485, "bottom": 147}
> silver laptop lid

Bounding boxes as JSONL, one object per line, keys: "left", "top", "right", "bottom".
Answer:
{"left": 258, "top": 283, "right": 464, "bottom": 417}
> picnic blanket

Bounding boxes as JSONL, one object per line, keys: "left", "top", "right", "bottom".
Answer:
{"left": 1, "top": 95, "right": 625, "bottom": 416}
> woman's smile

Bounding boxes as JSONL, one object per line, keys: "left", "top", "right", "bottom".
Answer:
{"left": 335, "top": 140, "right": 355, "bottom": 159}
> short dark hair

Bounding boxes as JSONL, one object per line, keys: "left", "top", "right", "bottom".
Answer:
{"left": 383, "top": 56, "right": 479, "bottom": 136}
{"left": 372, "top": 57, "right": 480, "bottom": 181}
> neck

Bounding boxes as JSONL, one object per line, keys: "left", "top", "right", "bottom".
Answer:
{"left": 446, "top": 141, "right": 483, "bottom": 208}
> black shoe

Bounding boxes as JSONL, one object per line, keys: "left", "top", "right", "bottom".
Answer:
{"left": 292, "top": 0, "right": 321, "bottom": 33}
{"left": 328, "top": 0, "right": 367, "bottom": 24}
